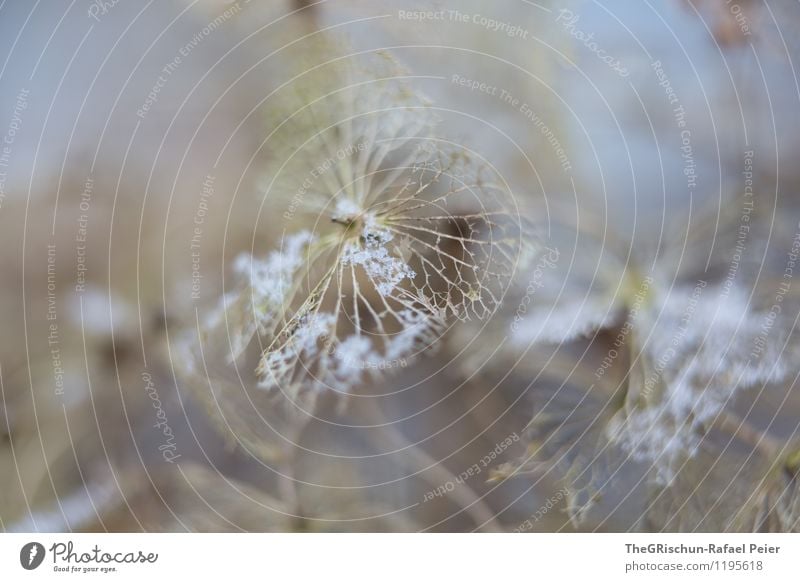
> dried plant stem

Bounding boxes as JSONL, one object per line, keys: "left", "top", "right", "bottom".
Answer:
{"left": 359, "top": 398, "right": 502, "bottom": 532}
{"left": 712, "top": 410, "right": 786, "bottom": 461}
{"left": 277, "top": 418, "right": 312, "bottom": 531}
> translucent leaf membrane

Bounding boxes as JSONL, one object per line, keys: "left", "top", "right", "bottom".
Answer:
{"left": 187, "top": 42, "right": 526, "bottom": 414}
{"left": 261, "top": 46, "right": 440, "bottom": 220}
{"left": 253, "top": 156, "right": 522, "bottom": 401}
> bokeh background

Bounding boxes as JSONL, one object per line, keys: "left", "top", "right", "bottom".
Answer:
{"left": 2, "top": 0, "right": 800, "bottom": 532}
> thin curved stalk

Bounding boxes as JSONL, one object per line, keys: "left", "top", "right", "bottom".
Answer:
{"left": 359, "top": 397, "right": 503, "bottom": 532}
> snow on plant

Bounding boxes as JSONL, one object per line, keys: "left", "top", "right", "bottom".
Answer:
{"left": 477, "top": 205, "right": 800, "bottom": 530}
{"left": 608, "top": 283, "right": 788, "bottom": 483}
{"left": 200, "top": 47, "right": 525, "bottom": 405}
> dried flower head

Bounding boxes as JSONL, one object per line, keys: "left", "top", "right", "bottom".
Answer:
{"left": 199, "top": 46, "right": 526, "bottom": 409}
{"left": 469, "top": 199, "right": 800, "bottom": 530}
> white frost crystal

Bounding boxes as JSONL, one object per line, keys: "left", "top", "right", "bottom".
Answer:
{"left": 610, "top": 284, "right": 788, "bottom": 482}
{"left": 259, "top": 312, "right": 335, "bottom": 390}
{"left": 234, "top": 230, "right": 315, "bottom": 306}
{"left": 342, "top": 219, "right": 415, "bottom": 297}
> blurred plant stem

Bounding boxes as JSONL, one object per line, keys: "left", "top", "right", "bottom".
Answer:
{"left": 278, "top": 417, "right": 312, "bottom": 532}
{"left": 358, "top": 398, "right": 502, "bottom": 532}
{"left": 713, "top": 409, "right": 799, "bottom": 471}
